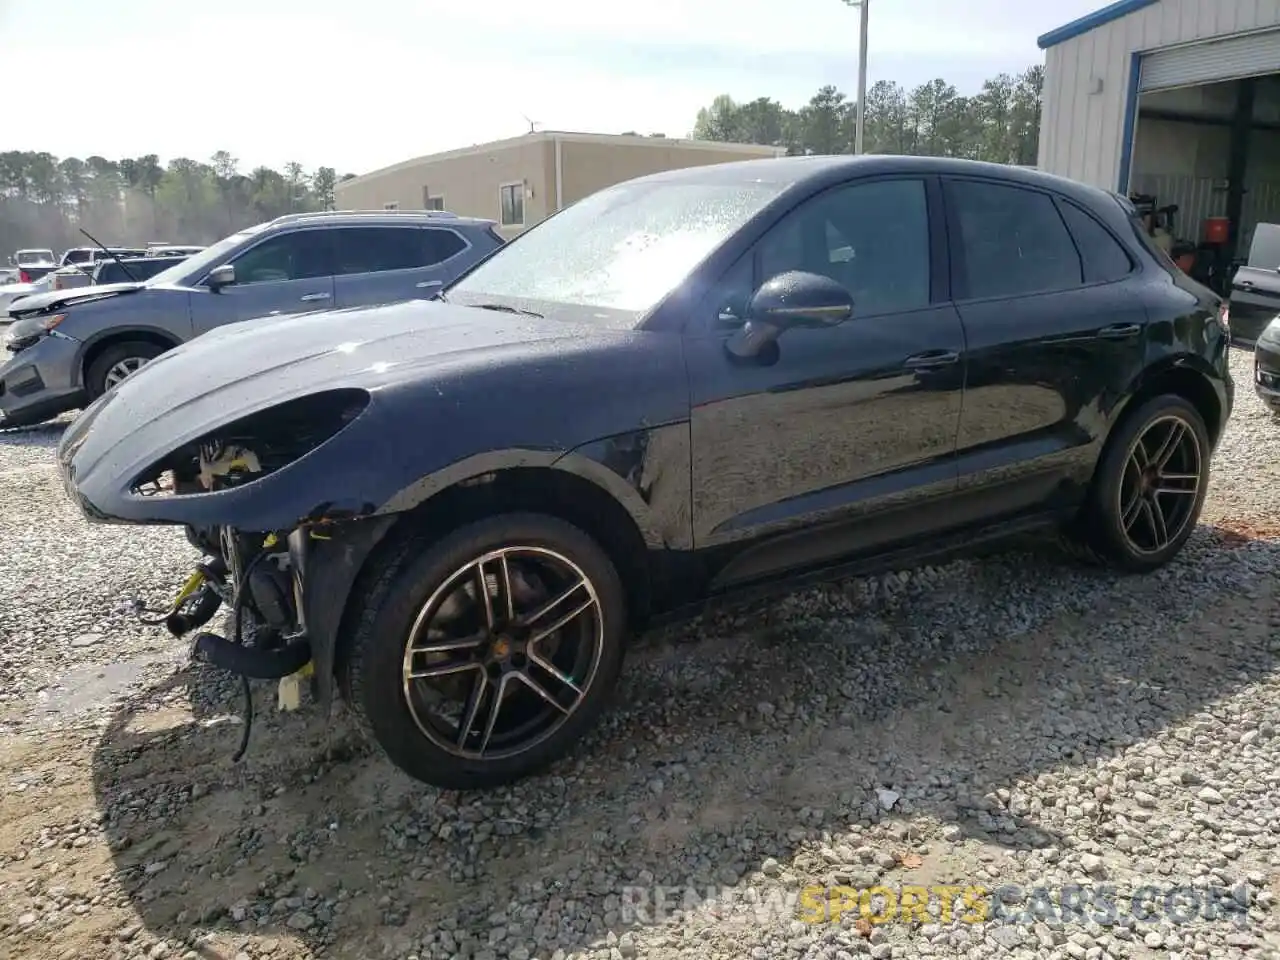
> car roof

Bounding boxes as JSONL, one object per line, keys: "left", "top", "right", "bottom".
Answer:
{"left": 627, "top": 154, "right": 1111, "bottom": 207}
{"left": 269, "top": 210, "right": 498, "bottom": 230}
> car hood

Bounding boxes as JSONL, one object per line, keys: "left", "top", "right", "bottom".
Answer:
{"left": 58, "top": 298, "right": 636, "bottom": 489}
{"left": 7, "top": 281, "right": 144, "bottom": 318}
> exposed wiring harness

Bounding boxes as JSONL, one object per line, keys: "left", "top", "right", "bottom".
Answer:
{"left": 226, "top": 547, "right": 275, "bottom": 763}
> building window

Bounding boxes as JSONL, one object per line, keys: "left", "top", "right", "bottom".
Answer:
{"left": 383, "top": 201, "right": 399, "bottom": 210}
{"left": 425, "top": 195, "right": 445, "bottom": 212}
{"left": 499, "top": 182, "right": 524, "bottom": 226}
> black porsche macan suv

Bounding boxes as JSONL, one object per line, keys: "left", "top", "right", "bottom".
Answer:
{"left": 56, "top": 155, "right": 1233, "bottom": 790}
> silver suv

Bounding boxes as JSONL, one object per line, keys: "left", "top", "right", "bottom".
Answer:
{"left": 0, "top": 210, "right": 504, "bottom": 428}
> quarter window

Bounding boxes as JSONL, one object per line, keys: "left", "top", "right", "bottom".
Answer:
{"left": 499, "top": 183, "right": 524, "bottom": 226}
{"left": 333, "top": 227, "right": 432, "bottom": 275}
{"left": 421, "top": 229, "right": 466, "bottom": 264}
{"left": 756, "top": 178, "right": 931, "bottom": 316}
{"left": 1057, "top": 200, "right": 1134, "bottom": 284}
{"left": 229, "top": 230, "right": 333, "bottom": 283}
{"left": 947, "top": 180, "right": 1082, "bottom": 299}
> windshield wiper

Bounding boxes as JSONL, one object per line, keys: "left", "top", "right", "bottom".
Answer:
{"left": 470, "top": 302, "right": 543, "bottom": 319}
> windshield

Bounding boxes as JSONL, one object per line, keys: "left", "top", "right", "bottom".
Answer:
{"left": 448, "top": 178, "right": 787, "bottom": 318}
{"left": 16, "top": 250, "right": 53, "bottom": 265}
{"left": 145, "top": 224, "right": 268, "bottom": 287}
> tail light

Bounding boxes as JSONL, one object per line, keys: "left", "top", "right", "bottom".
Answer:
{"left": 18, "top": 269, "right": 30, "bottom": 283}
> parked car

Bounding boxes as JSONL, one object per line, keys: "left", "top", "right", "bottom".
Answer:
{"left": 0, "top": 268, "right": 18, "bottom": 285}
{"left": 92, "top": 255, "right": 188, "bottom": 285}
{"left": 1253, "top": 315, "right": 1280, "bottom": 413}
{"left": 1228, "top": 221, "right": 1280, "bottom": 345}
{"left": 54, "top": 156, "right": 1233, "bottom": 790}
{"left": 0, "top": 273, "right": 55, "bottom": 318}
{"left": 145, "top": 244, "right": 205, "bottom": 258}
{"left": 50, "top": 264, "right": 96, "bottom": 292}
{"left": 60, "top": 246, "right": 150, "bottom": 268}
{"left": 0, "top": 209, "right": 503, "bottom": 426}
{"left": 10, "top": 249, "right": 56, "bottom": 283}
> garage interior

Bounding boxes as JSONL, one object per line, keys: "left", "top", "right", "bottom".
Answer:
{"left": 1128, "top": 36, "right": 1280, "bottom": 300}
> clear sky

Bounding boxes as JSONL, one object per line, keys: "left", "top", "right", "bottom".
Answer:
{"left": 0, "top": 0, "right": 1102, "bottom": 176}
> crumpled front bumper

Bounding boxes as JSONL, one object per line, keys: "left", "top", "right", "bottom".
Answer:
{"left": 0, "top": 332, "right": 86, "bottom": 427}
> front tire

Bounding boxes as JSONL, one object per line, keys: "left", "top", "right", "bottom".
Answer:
{"left": 341, "top": 513, "right": 628, "bottom": 791}
{"left": 1063, "top": 393, "right": 1210, "bottom": 572}
{"left": 85, "top": 340, "right": 167, "bottom": 400}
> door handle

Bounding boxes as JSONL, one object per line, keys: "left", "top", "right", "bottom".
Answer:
{"left": 1236, "top": 280, "right": 1254, "bottom": 289}
{"left": 299, "top": 291, "right": 331, "bottom": 303}
{"left": 1097, "top": 323, "right": 1140, "bottom": 339}
{"left": 903, "top": 350, "right": 959, "bottom": 369}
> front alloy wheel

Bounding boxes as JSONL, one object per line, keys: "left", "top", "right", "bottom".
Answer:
{"left": 343, "top": 513, "right": 627, "bottom": 790}
{"left": 402, "top": 545, "right": 605, "bottom": 761}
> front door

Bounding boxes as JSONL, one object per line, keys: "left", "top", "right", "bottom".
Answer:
{"left": 686, "top": 175, "right": 968, "bottom": 590}
{"left": 189, "top": 228, "right": 336, "bottom": 336}
{"left": 941, "top": 176, "right": 1149, "bottom": 515}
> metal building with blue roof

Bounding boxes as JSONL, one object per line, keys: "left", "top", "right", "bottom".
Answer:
{"left": 1037, "top": 0, "right": 1280, "bottom": 263}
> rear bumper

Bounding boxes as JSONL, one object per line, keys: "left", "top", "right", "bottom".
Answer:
{"left": 0, "top": 333, "right": 85, "bottom": 427}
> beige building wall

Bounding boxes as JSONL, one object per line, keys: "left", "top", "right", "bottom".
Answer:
{"left": 334, "top": 136, "right": 553, "bottom": 240}
{"left": 557, "top": 138, "right": 784, "bottom": 207}
{"left": 335, "top": 132, "right": 785, "bottom": 238}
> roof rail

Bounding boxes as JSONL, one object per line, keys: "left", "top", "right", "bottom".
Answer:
{"left": 269, "top": 209, "right": 460, "bottom": 225}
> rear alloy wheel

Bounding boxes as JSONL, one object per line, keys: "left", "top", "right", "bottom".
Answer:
{"left": 1062, "top": 394, "right": 1210, "bottom": 572}
{"left": 343, "top": 513, "right": 627, "bottom": 790}
{"left": 85, "top": 340, "right": 167, "bottom": 400}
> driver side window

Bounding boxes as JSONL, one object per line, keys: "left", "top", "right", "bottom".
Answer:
{"left": 229, "top": 230, "right": 333, "bottom": 285}
{"left": 733, "top": 178, "right": 931, "bottom": 320}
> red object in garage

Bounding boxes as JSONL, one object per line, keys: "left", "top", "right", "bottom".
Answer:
{"left": 1203, "top": 217, "right": 1230, "bottom": 245}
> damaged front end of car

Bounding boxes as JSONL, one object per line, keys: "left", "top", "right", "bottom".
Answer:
{"left": 71, "top": 385, "right": 400, "bottom": 758}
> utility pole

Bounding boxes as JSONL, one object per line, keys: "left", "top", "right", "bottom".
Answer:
{"left": 855, "top": 0, "right": 869, "bottom": 154}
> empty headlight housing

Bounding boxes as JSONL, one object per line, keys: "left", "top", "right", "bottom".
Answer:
{"left": 131, "top": 388, "right": 371, "bottom": 497}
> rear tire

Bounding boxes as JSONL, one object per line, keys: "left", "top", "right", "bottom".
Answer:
{"left": 341, "top": 512, "right": 628, "bottom": 791}
{"left": 85, "top": 340, "right": 167, "bottom": 400}
{"left": 1061, "top": 393, "right": 1210, "bottom": 572}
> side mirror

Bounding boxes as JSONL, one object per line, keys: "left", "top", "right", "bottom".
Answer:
{"left": 725, "top": 270, "right": 854, "bottom": 360}
{"left": 206, "top": 264, "right": 236, "bottom": 291}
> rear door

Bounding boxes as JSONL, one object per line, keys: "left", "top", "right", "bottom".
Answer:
{"left": 189, "top": 228, "right": 336, "bottom": 336}
{"left": 1230, "top": 223, "right": 1280, "bottom": 342}
{"left": 331, "top": 225, "right": 470, "bottom": 308}
{"left": 943, "top": 176, "right": 1148, "bottom": 517}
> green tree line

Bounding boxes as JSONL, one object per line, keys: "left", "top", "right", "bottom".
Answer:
{"left": 0, "top": 151, "right": 358, "bottom": 257}
{"left": 690, "top": 66, "right": 1044, "bottom": 163}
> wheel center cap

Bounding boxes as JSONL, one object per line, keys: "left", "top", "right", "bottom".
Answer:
{"left": 491, "top": 636, "right": 512, "bottom": 659}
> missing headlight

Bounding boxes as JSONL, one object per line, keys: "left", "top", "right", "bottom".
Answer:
{"left": 131, "top": 388, "right": 370, "bottom": 497}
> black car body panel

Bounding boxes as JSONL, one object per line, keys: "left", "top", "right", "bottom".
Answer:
{"left": 56, "top": 154, "right": 1234, "bottom": 722}
{"left": 56, "top": 300, "right": 692, "bottom": 537}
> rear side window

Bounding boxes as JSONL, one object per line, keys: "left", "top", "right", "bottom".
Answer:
{"left": 333, "top": 227, "right": 430, "bottom": 276}
{"left": 1057, "top": 201, "right": 1133, "bottom": 283}
{"left": 421, "top": 229, "right": 467, "bottom": 265}
{"left": 947, "top": 180, "right": 1082, "bottom": 299}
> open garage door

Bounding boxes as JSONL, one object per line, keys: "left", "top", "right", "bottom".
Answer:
{"left": 1141, "top": 28, "right": 1280, "bottom": 92}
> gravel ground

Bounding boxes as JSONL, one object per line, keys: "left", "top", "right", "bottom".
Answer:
{"left": 1, "top": 347, "right": 1280, "bottom": 960}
